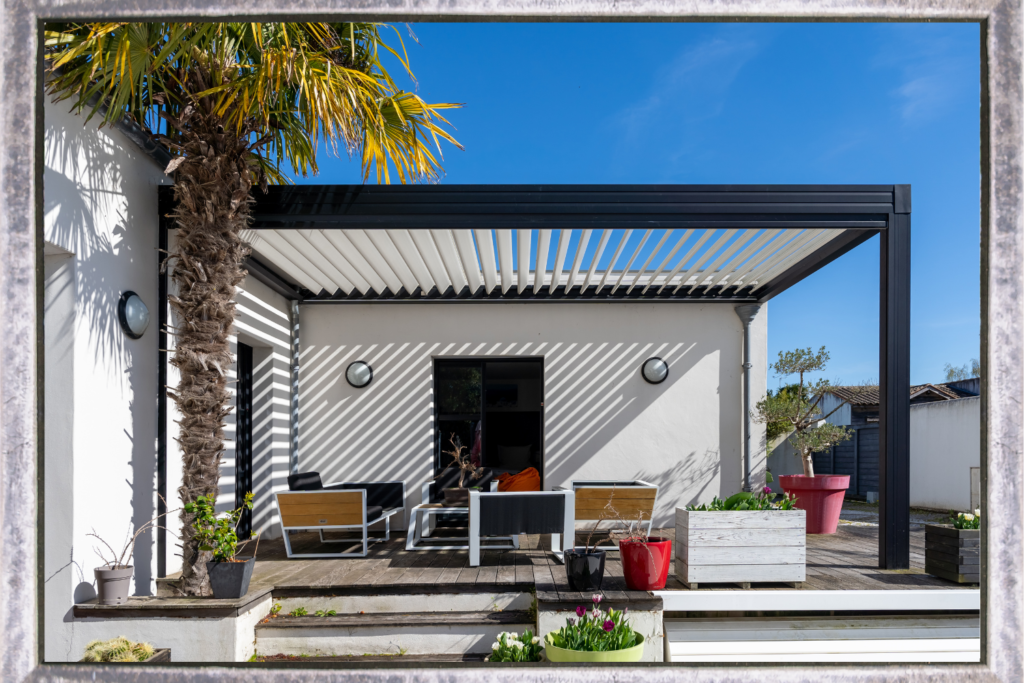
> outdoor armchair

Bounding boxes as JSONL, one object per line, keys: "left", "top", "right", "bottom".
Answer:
{"left": 550, "top": 479, "right": 658, "bottom": 556}
{"left": 287, "top": 471, "right": 405, "bottom": 517}
{"left": 275, "top": 488, "right": 400, "bottom": 558}
{"left": 467, "top": 489, "right": 575, "bottom": 567}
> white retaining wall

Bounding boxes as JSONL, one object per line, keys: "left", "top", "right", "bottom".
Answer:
{"left": 910, "top": 396, "right": 980, "bottom": 512}
{"left": 296, "top": 302, "right": 768, "bottom": 527}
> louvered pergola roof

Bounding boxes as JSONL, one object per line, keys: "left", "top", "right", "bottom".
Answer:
{"left": 161, "top": 184, "right": 906, "bottom": 302}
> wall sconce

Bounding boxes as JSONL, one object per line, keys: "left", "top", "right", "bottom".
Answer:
{"left": 641, "top": 357, "right": 668, "bottom": 385}
{"left": 118, "top": 291, "right": 150, "bottom": 339}
{"left": 346, "top": 361, "right": 373, "bottom": 389}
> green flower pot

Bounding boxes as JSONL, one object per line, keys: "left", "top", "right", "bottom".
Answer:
{"left": 543, "top": 634, "right": 645, "bottom": 663}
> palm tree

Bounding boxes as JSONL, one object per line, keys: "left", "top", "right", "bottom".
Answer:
{"left": 45, "top": 22, "right": 462, "bottom": 595}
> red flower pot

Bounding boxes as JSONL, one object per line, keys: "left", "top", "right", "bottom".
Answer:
{"left": 778, "top": 474, "right": 850, "bottom": 534}
{"left": 619, "top": 537, "right": 672, "bottom": 590}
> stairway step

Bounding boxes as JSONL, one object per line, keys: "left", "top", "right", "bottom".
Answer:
{"left": 256, "top": 610, "right": 535, "bottom": 657}
{"left": 257, "top": 653, "right": 487, "bottom": 663}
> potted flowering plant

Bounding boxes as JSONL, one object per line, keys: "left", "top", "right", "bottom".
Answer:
{"left": 486, "top": 630, "right": 542, "bottom": 662}
{"left": 544, "top": 595, "right": 644, "bottom": 662}
{"left": 183, "top": 492, "right": 259, "bottom": 598}
{"left": 925, "top": 509, "right": 980, "bottom": 584}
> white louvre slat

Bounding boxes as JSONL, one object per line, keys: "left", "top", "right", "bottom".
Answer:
{"left": 473, "top": 229, "right": 499, "bottom": 294}
{"left": 581, "top": 229, "right": 611, "bottom": 291}
{"left": 612, "top": 229, "right": 652, "bottom": 294}
{"left": 566, "top": 229, "right": 593, "bottom": 293}
{"left": 388, "top": 229, "right": 436, "bottom": 294}
{"left": 626, "top": 229, "right": 672, "bottom": 294}
{"left": 659, "top": 229, "right": 730, "bottom": 295}
{"left": 452, "top": 230, "right": 483, "bottom": 293}
{"left": 409, "top": 229, "right": 453, "bottom": 293}
{"left": 495, "top": 229, "right": 514, "bottom": 294}
{"left": 430, "top": 229, "right": 469, "bottom": 293}
{"left": 256, "top": 230, "right": 345, "bottom": 294}
{"left": 550, "top": 229, "right": 572, "bottom": 293}
{"left": 303, "top": 230, "right": 379, "bottom": 295}
{"left": 703, "top": 229, "right": 780, "bottom": 292}
{"left": 517, "top": 229, "right": 532, "bottom": 293}
{"left": 341, "top": 229, "right": 405, "bottom": 294}
{"left": 277, "top": 230, "right": 358, "bottom": 294}
{"left": 681, "top": 229, "right": 761, "bottom": 293}
{"left": 740, "top": 230, "right": 825, "bottom": 290}
{"left": 641, "top": 229, "right": 693, "bottom": 295}
{"left": 598, "top": 229, "right": 633, "bottom": 292}
{"left": 245, "top": 232, "right": 324, "bottom": 293}
{"left": 750, "top": 229, "right": 837, "bottom": 292}
{"left": 725, "top": 229, "right": 801, "bottom": 291}
{"left": 535, "top": 229, "right": 553, "bottom": 291}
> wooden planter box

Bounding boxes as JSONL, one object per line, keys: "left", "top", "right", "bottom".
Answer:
{"left": 675, "top": 509, "right": 806, "bottom": 589}
{"left": 80, "top": 648, "right": 171, "bottom": 663}
{"left": 925, "top": 524, "right": 980, "bottom": 584}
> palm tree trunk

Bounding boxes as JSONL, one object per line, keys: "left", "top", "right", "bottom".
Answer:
{"left": 165, "top": 102, "right": 253, "bottom": 596}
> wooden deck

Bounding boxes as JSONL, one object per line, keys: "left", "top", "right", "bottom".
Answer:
{"left": 250, "top": 522, "right": 975, "bottom": 601}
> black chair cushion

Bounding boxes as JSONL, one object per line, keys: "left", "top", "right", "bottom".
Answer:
{"left": 479, "top": 493, "right": 565, "bottom": 536}
{"left": 365, "top": 505, "right": 385, "bottom": 522}
{"left": 326, "top": 482, "right": 404, "bottom": 510}
{"left": 288, "top": 472, "right": 324, "bottom": 491}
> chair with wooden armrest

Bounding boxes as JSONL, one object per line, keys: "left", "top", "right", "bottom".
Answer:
{"left": 550, "top": 480, "right": 658, "bottom": 556}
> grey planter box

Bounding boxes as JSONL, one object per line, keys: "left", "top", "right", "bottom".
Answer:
{"left": 675, "top": 509, "right": 806, "bottom": 589}
{"left": 925, "top": 524, "right": 980, "bottom": 584}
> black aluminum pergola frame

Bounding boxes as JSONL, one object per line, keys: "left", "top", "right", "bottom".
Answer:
{"left": 156, "top": 184, "right": 911, "bottom": 571}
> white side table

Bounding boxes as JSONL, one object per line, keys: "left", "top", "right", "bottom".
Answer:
{"left": 406, "top": 503, "right": 471, "bottom": 550}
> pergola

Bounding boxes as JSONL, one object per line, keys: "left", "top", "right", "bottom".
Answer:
{"left": 158, "top": 183, "right": 911, "bottom": 569}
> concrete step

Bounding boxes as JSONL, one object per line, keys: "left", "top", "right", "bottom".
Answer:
{"left": 257, "top": 653, "right": 487, "bottom": 663}
{"left": 271, "top": 591, "right": 533, "bottom": 615}
{"left": 256, "top": 610, "right": 535, "bottom": 657}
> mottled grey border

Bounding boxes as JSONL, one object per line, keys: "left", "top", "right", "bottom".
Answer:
{"left": 2, "top": 1, "right": 1018, "bottom": 682}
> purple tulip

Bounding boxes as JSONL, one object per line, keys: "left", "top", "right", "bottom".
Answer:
{"left": 603, "top": 620, "right": 614, "bottom": 632}
{"left": 567, "top": 617, "right": 575, "bottom": 626}
{"left": 592, "top": 594, "right": 603, "bottom": 604}
{"left": 576, "top": 605, "right": 586, "bottom": 617}
{"left": 763, "top": 486, "right": 772, "bottom": 494}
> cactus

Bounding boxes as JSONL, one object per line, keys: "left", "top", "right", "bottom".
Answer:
{"left": 82, "top": 636, "right": 155, "bottom": 663}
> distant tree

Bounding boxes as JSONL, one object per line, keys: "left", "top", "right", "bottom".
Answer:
{"left": 944, "top": 359, "right": 981, "bottom": 382}
{"left": 752, "top": 347, "right": 863, "bottom": 477}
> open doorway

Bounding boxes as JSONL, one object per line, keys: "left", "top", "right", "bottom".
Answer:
{"left": 434, "top": 358, "right": 544, "bottom": 486}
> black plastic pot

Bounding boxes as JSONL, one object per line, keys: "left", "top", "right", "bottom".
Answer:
{"left": 94, "top": 565, "right": 134, "bottom": 605}
{"left": 564, "top": 549, "right": 606, "bottom": 591}
{"left": 206, "top": 557, "right": 255, "bottom": 599}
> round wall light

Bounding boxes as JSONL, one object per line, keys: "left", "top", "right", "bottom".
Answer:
{"left": 346, "top": 361, "right": 373, "bottom": 389}
{"left": 641, "top": 357, "right": 668, "bottom": 385}
{"left": 118, "top": 291, "right": 150, "bottom": 339}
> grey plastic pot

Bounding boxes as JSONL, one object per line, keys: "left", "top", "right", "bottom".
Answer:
{"left": 94, "top": 566, "right": 133, "bottom": 605}
{"left": 206, "top": 557, "right": 255, "bottom": 599}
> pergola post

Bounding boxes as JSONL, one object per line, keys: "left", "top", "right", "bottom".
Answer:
{"left": 878, "top": 185, "right": 912, "bottom": 569}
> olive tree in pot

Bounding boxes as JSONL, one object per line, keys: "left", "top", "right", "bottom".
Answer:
{"left": 89, "top": 499, "right": 178, "bottom": 605}
{"left": 752, "top": 347, "right": 865, "bottom": 534}
{"left": 184, "top": 492, "right": 259, "bottom": 599}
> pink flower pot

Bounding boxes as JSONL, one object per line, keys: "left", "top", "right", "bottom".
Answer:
{"left": 778, "top": 475, "right": 849, "bottom": 534}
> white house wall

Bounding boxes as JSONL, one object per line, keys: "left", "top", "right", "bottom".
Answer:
{"left": 910, "top": 397, "right": 980, "bottom": 511}
{"left": 296, "top": 303, "right": 768, "bottom": 526}
{"left": 43, "top": 99, "right": 168, "bottom": 661}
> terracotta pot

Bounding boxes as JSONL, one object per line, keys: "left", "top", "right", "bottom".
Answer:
{"left": 619, "top": 537, "right": 671, "bottom": 590}
{"left": 778, "top": 474, "right": 850, "bottom": 534}
{"left": 564, "top": 549, "right": 606, "bottom": 591}
{"left": 94, "top": 566, "right": 133, "bottom": 605}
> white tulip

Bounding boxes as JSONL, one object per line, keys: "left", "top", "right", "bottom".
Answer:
{"left": 975, "top": 509, "right": 981, "bottom": 516}
{"left": 532, "top": 637, "right": 540, "bottom": 644}
{"left": 963, "top": 513, "right": 975, "bottom": 521}
{"left": 492, "top": 642, "right": 500, "bottom": 650}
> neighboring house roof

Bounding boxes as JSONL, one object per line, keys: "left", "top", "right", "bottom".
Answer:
{"left": 824, "top": 381, "right": 978, "bottom": 407}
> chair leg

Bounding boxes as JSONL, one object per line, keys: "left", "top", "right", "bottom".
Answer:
{"left": 551, "top": 533, "right": 561, "bottom": 554}
{"left": 469, "top": 534, "right": 480, "bottom": 567}
{"left": 406, "top": 510, "right": 419, "bottom": 551}
{"left": 362, "top": 523, "right": 369, "bottom": 557}
{"left": 283, "top": 530, "right": 294, "bottom": 558}
{"left": 384, "top": 516, "right": 391, "bottom": 542}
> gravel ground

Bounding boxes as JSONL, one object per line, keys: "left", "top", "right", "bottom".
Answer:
{"left": 838, "top": 499, "right": 952, "bottom": 527}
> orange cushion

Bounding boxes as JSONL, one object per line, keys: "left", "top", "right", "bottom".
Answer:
{"left": 498, "top": 467, "right": 541, "bottom": 492}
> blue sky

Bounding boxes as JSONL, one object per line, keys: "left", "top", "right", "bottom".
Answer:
{"left": 301, "top": 22, "right": 981, "bottom": 387}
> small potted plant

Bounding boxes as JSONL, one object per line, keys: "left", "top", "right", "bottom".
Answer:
{"left": 611, "top": 509, "right": 671, "bottom": 591}
{"left": 89, "top": 498, "right": 177, "bottom": 605}
{"left": 437, "top": 434, "right": 486, "bottom": 506}
{"left": 563, "top": 495, "right": 619, "bottom": 591}
{"left": 544, "top": 595, "right": 644, "bottom": 662}
{"left": 925, "top": 509, "right": 981, "bottom": 584}
{"left": 486, "top": 630, "right": 543, "bottom": 662}
{"left": 80, "top": 636, "right": 170, "bottom": 663}
{"left": 183, "top": 492, "right": 258, "bottom": 599}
